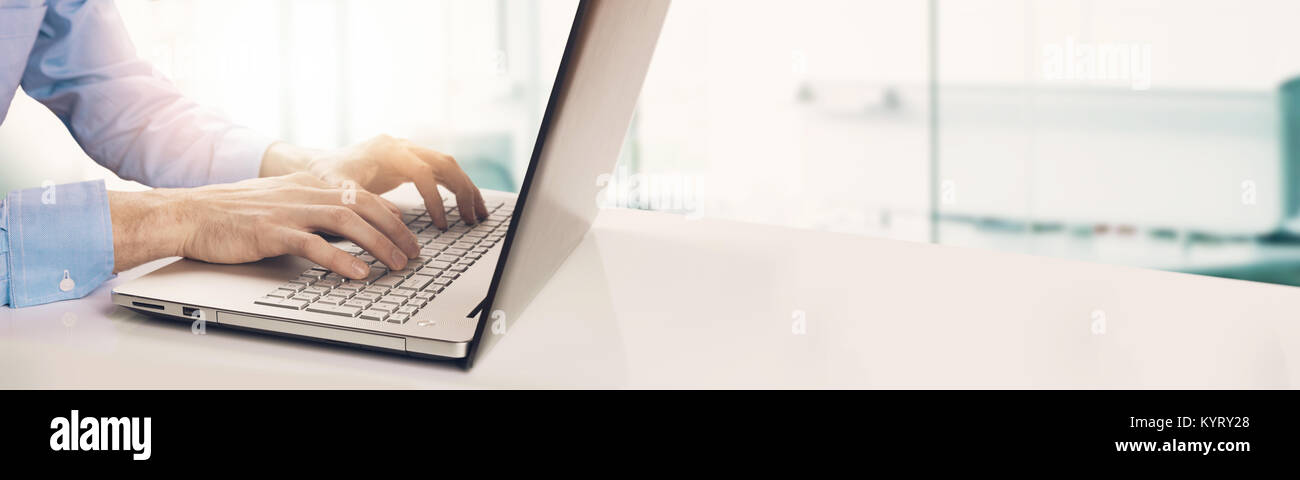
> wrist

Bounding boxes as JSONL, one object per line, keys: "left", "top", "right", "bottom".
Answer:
{"left": 107, "top": 189, "right": 190, "bottom": 272}
{"left": 259, "top": 142, "right": 321, "bottom": 178}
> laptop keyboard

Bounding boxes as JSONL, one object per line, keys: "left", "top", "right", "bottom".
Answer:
{"left": 254, "top": 197, "right": 514, "bottom": 324}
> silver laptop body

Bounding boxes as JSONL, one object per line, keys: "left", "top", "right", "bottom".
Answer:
{"left": 111, "top": 0, "right": 671, "bottom": 367}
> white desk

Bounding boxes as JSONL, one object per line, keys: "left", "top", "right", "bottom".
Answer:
{"left": 4, "top": 208, "right": 1300, "bottom": 388}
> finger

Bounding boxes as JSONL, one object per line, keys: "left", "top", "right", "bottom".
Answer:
{"left": 282, "top": 230, "right": 370, "bottom": 280}
{"left": 472, "top": 186, "right": 489, "bottom": 221}
{"left": 410, "top": 146, "right": 481, "bottom": 224}
{"left": 449, "top": 173, "right": 479, "bottom": 226}
{"left": 320, "top": 189, "right": 419, "bottom": 258}
{"left": 378, "top": 196, "right": 402, "bottom": 219}
{"left": 304, "top": 205, "right": 408, "bottom": 270}
{"left": 395, "top": 152, "right": 449, "bottom": 230}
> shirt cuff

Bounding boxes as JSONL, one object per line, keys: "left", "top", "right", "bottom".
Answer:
{"left": 3, "top": 180, "right": 116, "bottom": 308}
{"left": 209, "top": 127, "right": 278, "bottom": 184}
{"left": 0, "top": 204, "right": 8, "bottom": 307}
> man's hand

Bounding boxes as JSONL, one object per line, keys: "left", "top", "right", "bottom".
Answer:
{"left": 108, "top": 173, "right": 421, "bottom": 279}
{"left": 258, "top": 135, "right": 489, "bottom": 230}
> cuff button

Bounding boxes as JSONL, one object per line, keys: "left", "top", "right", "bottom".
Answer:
{"left": 59, "top": 270, "right": 75, "bottom": 292}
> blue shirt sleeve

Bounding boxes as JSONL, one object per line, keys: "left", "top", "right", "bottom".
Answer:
{"left": 0, "top": 180, "right": 115, "bottom": 308}
{"left": 18, "top": 0, "right": 274, "bottom": 187}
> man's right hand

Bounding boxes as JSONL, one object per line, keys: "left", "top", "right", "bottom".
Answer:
{"left": 107, "top": 173, "right": 421, "bottom": 279}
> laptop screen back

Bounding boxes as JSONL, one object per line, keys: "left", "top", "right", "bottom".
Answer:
{"left": 465, "top": 0, "right": 672, "bottom": 367}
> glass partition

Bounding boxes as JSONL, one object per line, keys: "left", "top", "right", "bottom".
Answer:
{"left": 620, "top": 0, "right": 1300, "bottom": 287}
{"left": 934, "top": 0, "right": 1300, "bottom": 286}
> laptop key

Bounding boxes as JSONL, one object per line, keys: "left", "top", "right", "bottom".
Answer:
{"left": 378, "top": 295, "right": 407, "bottom": 306}
{"left": 306, "top": 304, "right": 340, "bottom": 315}
{"left": 359, "top": 310, "right": 388, "bottom": 321}
{"left": 279, "top": 298, "right": 309, "bottom": 310}
{"left": 397, "top": 275, "right": 435, "bottom": 291}
{"left": 386, "top": 314, "right": 410, "bottom": 324}
{"left": 362, "top": 267, "right": 387, "bottom": 285}
{"left": 344, "top": 299, "right": 372, "bottom": 310}
{"left": 267, "top": 289, "right": 295, "bottom": 298}
{"left": 395, "top": 305, "right": 418, "bottom": 316}
{"left": 255, "top": 297, "right": 283, "bottom": 307}
{"left": 374, "top": 276, "right": 403, "bottom": 288}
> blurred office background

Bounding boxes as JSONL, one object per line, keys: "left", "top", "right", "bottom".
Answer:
{"left": 935, "top": 0, "right": 1300, "bottom": 284}
{"left": 3, "top": 0, "right": 1300, "bottom": 286}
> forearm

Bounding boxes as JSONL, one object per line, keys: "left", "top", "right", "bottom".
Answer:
{"left": 107, "top": 190, "right": 188, "bottom": 273}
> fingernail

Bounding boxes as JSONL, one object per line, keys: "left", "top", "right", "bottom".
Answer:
{"left": 392, "top": 250, "right": 408, "bottom": 268}
{"left": 352, "top": 260, "right": 368, "bottom": 277}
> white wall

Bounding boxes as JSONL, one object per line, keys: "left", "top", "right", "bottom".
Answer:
{"left": 631, "top": 0, "right": 932, "bottom": 241}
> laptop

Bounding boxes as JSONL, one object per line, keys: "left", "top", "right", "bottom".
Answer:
{"left": 111, "top": 0, "right": 671, "bottom": 368}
